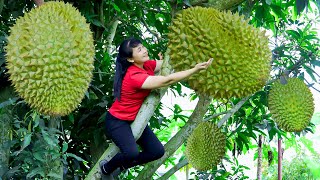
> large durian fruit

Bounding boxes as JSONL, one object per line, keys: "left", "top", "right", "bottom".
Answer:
{"left": 5, "top": 1, "right": 94, "bottom": 116}
{"left": 168, "top": 7, "right": 271, "bottom": 99}
{"left": 185, "top": 122, "right": 226, "bottom": 171}
{"left": 268, "top": 78, "right": 315, "bottom": 132}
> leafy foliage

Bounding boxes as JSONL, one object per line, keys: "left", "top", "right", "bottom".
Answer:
{"left": 0, "top": 0, "right": 319, "bottom": 179}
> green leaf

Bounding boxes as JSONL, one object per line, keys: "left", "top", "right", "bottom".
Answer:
{"left": 41, "top": 130, "right": 57, "bottom": 147}
{"left": 265, "top": 0, "right": 272, "bottom": 5}
{"left": 0, "top": 97, "right": 18, "bottom": 109}
{"left": 303, "top": 64, "right": 317, "bottom": 81}
{"left": 112, "top": 2, "right": 120, "bottom": 12}
{"left": 68, "top": 113, "right": 74, "bottom": 124}
{"left": 310, "top": 60, "right": 320, "bottom": 67}
{"left": 155, "top": 13, "right": 166, "bottom": 21}
{"left": 47, "top": 172, "right": 62, "bottom": 178}
{"left": 27, "top": 167, "right": 45, "bottom": 178}
{"left": 33, "top": 151, "right": 46, "bottom": 162}
{"left": 66, "top": 153, "right": 86, "bottom": 162}
{"left": 21, "top": 133, "right": 32, "bottom": 151}
{"left": 286, "top": 30, "right": 300, "bottom": 40}
{"left": 62, "top": 142, "right": 68, "bottom": 153}
{"left": 268, "top": 127, "right": 277, "bottom": 141}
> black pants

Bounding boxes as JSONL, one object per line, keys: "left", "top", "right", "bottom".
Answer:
{"left": 103, "top": 112, "right": 165, "bottom": 172}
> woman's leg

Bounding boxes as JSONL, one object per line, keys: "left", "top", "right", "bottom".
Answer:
{"left": 102, "top": 113, "right": 139, "bottom": 174}
{"left": 121, "top": 125, "right": 165, "bottom": 169}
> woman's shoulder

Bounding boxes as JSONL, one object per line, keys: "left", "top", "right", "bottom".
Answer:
{"left": 143, "top": 60, "right": 156, "bottom": 70}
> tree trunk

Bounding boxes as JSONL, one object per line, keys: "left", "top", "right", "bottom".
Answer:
{"left": 0, "top": 86, "right": 16, "bottom": 178}
{"left": 257, "top": 135, "right": 263, "bottom": 180}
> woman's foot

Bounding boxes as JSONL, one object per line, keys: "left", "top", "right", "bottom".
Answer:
{"left": 99, "top": 160, "right": 122, "bottom": 179}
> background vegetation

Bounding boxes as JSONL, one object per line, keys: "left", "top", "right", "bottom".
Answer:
{"left": 0, "top": 0, "right": 319, "bottom": 179}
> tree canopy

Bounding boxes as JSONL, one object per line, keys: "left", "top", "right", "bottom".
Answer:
{"left": 0, "top": 0, "right": 319, "bottom": 179}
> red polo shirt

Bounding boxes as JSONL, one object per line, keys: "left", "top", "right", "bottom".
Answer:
{"left": 109, "top": 60, "right": 156, "bottom": 121}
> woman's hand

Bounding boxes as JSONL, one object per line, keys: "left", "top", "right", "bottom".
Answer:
{"left": 158, "top": 52, "right": 163, "bottom": 61}
{"left": 194, "top": 58, "right": 213, "bottom": 71}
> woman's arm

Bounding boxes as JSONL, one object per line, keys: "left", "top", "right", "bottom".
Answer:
{"left": 154, "top": 60, "right": 163, "bottom": 73}
{"left": 141, "top": 58, "right": 213, "bottom": 90}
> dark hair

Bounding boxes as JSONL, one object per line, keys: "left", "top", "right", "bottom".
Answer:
{"left": 113, "top": 37, "right": 142, "bottom": 101}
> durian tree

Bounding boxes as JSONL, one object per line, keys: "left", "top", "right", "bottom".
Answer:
{"left": 0, "top": 0, "right": 319, "bottom": 179}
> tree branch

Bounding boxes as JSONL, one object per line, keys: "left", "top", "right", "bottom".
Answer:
{"left": 158, "top": 158, "right": 188, "bottom": 180}
{"left": 257, "top": 135, "right": 263, "bottom": 180}
{"left": 140, "top": 17, "right": 160, "bottom": 42}
{"left": 267, "top": 55, "right": 307, "bottom": 85}
{"left": 33, "top": 0, "right": 44, "bottom": 6}
{"left": 203, "top": 111, "right": 228, "bottom": 122}
{"left": 106, "top": 19, "right": 119, "bottom": 54}
{"left": 217, "top": 96, "right": 249, "bottom": 128}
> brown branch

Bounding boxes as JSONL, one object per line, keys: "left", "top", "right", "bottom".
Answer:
{"left": 106, "top": 19, "right": 120, "bottom": 54}
{"left": 257, "top": 135, "right": 263, "bottom": 180}
{"left": 217, "top": 96, "right": 249, "bottom": 128}
{"left": 190, "top": 0, "right": 209, "bottom": 6}
{"left": 140, "top": 17, "right": 160, "bottom": 43}
{"left": 33, "top": 0, "right": 44, "bottom": 6}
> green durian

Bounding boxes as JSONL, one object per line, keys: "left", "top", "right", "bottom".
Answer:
{"left": 268, "top": 78, "right": 315, "bottom": 132}
{"left": 185, "top": 122, "right": 226, "bottom": 171}
{"left": 5, "top": 1, "right": 95, "bottom": 116}
{"left": 168, "top": 7, "right": 271, "bottom": 99}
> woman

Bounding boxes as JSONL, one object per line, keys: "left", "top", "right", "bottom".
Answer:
{"left": 100, "top": 37, "right": 212, "bottom": 177}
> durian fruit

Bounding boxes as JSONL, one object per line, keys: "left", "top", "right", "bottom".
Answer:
{"left": 185, "top": 122, "right": 226, "bottom": 171}
{"left": 167, "top": 7, "right": 271, "bottom": 99}
{"left": 268, "top": 78, "right": 315, "bottom": 132}
{"left": 5, "top": 2, "right": 94, "bottom": 116}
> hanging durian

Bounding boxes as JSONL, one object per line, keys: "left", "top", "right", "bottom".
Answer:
{"left": 185, "top": 122, "right": 226, "bottom": 171}
{"left": 268, "top": 78, "right": 314, "bottom": 132}
{"left": 5, "top": 1, "right": 95, "bottom": 116}
{"left": 168, "top": 7, "right": 271, "bottom": 99}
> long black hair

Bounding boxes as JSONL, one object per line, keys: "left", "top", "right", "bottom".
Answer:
{"left": 113, "top": 37, "right": 142, "bottom": 101}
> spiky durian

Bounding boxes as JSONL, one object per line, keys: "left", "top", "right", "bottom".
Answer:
{"left": 185, "top": 122, "right": 226, "bottom": 171}
{"left": 268, "top": 78, "right": 315, "bottom": 132}
{"left": 5, "top": 1, "right": 94, "bottom": 116}
{"left": 167, "top": 7, "right": 271, "bottom": 99}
